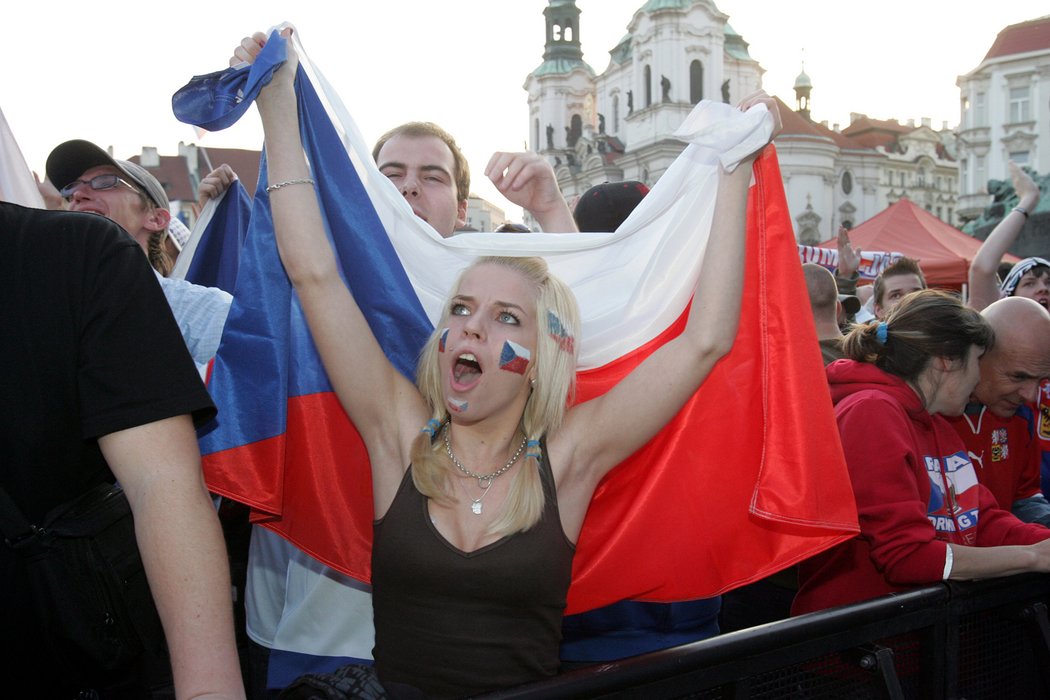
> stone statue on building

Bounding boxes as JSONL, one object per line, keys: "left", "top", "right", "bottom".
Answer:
{"left": 722, "top": 80, "right": 731, "bottom": 104}
{"left": 661, "top": 75, "right": 671, "bottom": 103}
{"left": 598, "top": 113, "right": 606, "bottom": 134}
{"left": 963, "top": 166, "right": 1049, "bottom": 241}
{"left": 545, "top": 123, "right": 554, "bottom": 151}
{"left": 627, "top": 90, "right": 634, "bottom": 115}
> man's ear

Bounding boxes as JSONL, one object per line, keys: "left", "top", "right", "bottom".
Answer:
{"left": 931, "top": 355, "right": 957, "bottom": 372}
{"left": 144, "top": 206, "right": 171, "bottom": 233}
{"left": 455, "top": 198, "right": 468, "bottom": 230}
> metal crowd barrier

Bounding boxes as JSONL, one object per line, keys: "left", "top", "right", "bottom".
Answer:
{"left": 480, "top": 573, "right": 1050, "bottom": 699}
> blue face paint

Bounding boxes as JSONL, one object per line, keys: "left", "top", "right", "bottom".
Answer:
{"left": 547, "top": 310, "right": 575, "bottom": 354}
{"left": 449, "top": 397, "right": 468, "bottom": 413}
{"left": 499, "top": 340, "right": 532, "bottom": 375}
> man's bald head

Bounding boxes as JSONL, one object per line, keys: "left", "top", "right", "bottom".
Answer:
{"left": 974, "top": 297, "right": 1050, "bottom": 417}
{"left": 802, "top": 263, "right": 847, "bottom": 340}
{"left": 803, "top": 263, "right": 838, "bottom": 314}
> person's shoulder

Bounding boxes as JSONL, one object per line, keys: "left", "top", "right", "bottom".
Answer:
{"left": 836, "top": 386, "right": 912, "bottom": 425}
{"left": 158, "top": 275, "right": 233, "bottom": 304}
{"left": 1, "top": 202, "right": 134, "bottom": 254}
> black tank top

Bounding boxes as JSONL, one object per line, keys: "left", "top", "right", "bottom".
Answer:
{"left": 371, "top": 441, "right": 575, "bottom": 698}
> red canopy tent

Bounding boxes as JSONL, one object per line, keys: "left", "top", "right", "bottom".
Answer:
{"left": 819, "top": 197, "right": 1018, "bottom": 288}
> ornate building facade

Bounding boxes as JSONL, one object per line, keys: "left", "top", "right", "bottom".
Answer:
{"left": 956, "top": 15, "right": 1050, "bottom": 223}
{"left": 524, "top": 0, "right": 762, "bottom": 214}
{"left": 525, "top": 0, "right": 959, "bottom": 243}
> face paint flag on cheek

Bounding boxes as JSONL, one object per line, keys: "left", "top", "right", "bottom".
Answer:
{"left": 449, "top": 397, "right": 468, "bottom": 413}
{"left": 547, "top": 310, "right": 575, "bottom": 354}
{"left": 438, "top": 328, "right": 449, "bottom": 353}
{"left": 499, "top": 340, "right": 532, "bottom": 375}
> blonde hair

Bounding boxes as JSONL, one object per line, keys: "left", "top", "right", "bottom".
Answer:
{"left": 410, "top": 256, "right": 579, "bottom": 535}
{"left": 147, "top": 228, "right": 173, "bottom": 276}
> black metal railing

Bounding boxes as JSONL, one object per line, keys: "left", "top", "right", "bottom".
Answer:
{"left": 479, "top": 573, "right": 1050, "bottom": 699}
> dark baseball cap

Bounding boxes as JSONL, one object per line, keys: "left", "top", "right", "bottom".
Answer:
{"left": 46, "top": 139, "right": 170, "bottom": 210}
{"left": 837, "top": 294, "right": 861, "bottom": 315}
{"left": 573, "top": 181, "right": 650, "bottom": 232}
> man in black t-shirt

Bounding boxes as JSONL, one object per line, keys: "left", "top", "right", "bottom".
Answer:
{"left": 0, "top": 202, "right": 244, "bottom": 698}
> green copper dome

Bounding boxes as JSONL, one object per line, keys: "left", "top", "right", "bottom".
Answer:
{"left": 641, "top": 0, "right": 695, "bottom": 11}
{"left": 532, "top": 58, "right": 595, "bottom": 77}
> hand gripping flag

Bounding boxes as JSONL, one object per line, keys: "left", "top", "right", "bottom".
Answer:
{"left": 179, "top": 28, "right": 858, "bottom": 614}
{"left": 171, "top": 179, "right": 252, "bottom": 294}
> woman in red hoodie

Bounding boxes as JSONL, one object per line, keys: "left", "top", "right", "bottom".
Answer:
{"left": 794, "top": 289, "right": 1050, "bottom": 615}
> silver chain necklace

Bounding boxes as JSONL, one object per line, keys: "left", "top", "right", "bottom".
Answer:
{"left": 456, "top": 474, "right": 495, "bottom": 516}
{"left": 443, "top": 424, "right": 527, "bottom": 514}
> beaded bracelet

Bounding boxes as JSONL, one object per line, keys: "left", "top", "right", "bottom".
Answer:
{"left": 1013, "top": 206, "right": 1029, "bottom": 219}
{"left": 266, "top": 177, "right": 315, "bottom": 192}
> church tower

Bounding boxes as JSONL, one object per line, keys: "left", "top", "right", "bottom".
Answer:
{"left": 525, "top": 1, "right": 763, "bottom": 208}
{"left": 543, "top": 0, "right": 584, "bottom": 65}
{"left": 794, "top": 63, "right": 812, "bottom": 121}
{"left": 524, "top": 1, "right": 596, "bottom": 157}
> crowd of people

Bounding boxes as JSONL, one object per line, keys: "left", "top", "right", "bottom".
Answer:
{"left": 3, "top": 25, "right": 1049, "bottom": 700}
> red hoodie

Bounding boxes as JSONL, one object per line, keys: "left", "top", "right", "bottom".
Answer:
{"left": 793, "top": 360, "right": 1050, "bottom": 615}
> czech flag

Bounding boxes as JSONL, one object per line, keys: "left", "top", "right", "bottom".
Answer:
{"left": 171, "top": 178, "right": 252, "bottom": 294}
{"left": 182, "top": 29, "right": 858, "bottom": 614}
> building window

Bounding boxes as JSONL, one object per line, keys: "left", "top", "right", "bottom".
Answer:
{"left": 534, "top": 119, "right": 540, "bottom": 152}
{"left": 613, "top": 95, "right": 620, "bottom": 132}
{"left": 1009, "top": 151, "right": 1029, "bottom": 165}
{"left": 553, "top": 21, "right": 573, "bottom": 42}
{"left": 644, "top": 65, "right": 653, "bottom": 107}
{"left": 568, "top": 114, "right": 582, "bottom": 148}
{"left": 976, "top": 156, "right": 986, "bottom": 190}
{"left": 1009, "top": 86, "right": 1030, "bottom": 123}
{"left": 975, "top": 92, "right": 986, "bottom": 126}
{"left": 689, "top": 60, "right": 703, "bottom": 104}
{"left": 841, "top": 170, "right": 853, "bottom": 195}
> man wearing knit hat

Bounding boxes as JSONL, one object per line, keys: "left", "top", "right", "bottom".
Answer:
{"left": 999, "top": 256, "right": 1050, "bottom": 310}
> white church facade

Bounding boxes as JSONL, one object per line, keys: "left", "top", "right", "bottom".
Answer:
{"left": 525, "top": 0, "right": 959, "bottom": 243}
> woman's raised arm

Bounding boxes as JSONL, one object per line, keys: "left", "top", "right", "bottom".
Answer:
{"left": 245, "top": 31, "right": 426, "bottom": 478}
{"left": 556, "top": 93, "right": 781, "bottom": 483}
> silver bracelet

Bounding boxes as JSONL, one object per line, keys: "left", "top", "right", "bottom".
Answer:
{"left": 266, "top": 177, "right": 315, "bottom": 193}
{"left": 1013, "top": 205, "right": 1029, "bottom": 219}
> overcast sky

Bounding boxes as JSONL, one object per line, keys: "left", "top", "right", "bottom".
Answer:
{"left": 4, "top": 1, "right": 1046, "bottom": 218}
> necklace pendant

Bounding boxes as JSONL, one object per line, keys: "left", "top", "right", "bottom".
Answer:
{"left": 471, "top": 501, "right": 483, "bottom": 515}
{"left": 478, "top": 477, "right": 492, "bottom": 490}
